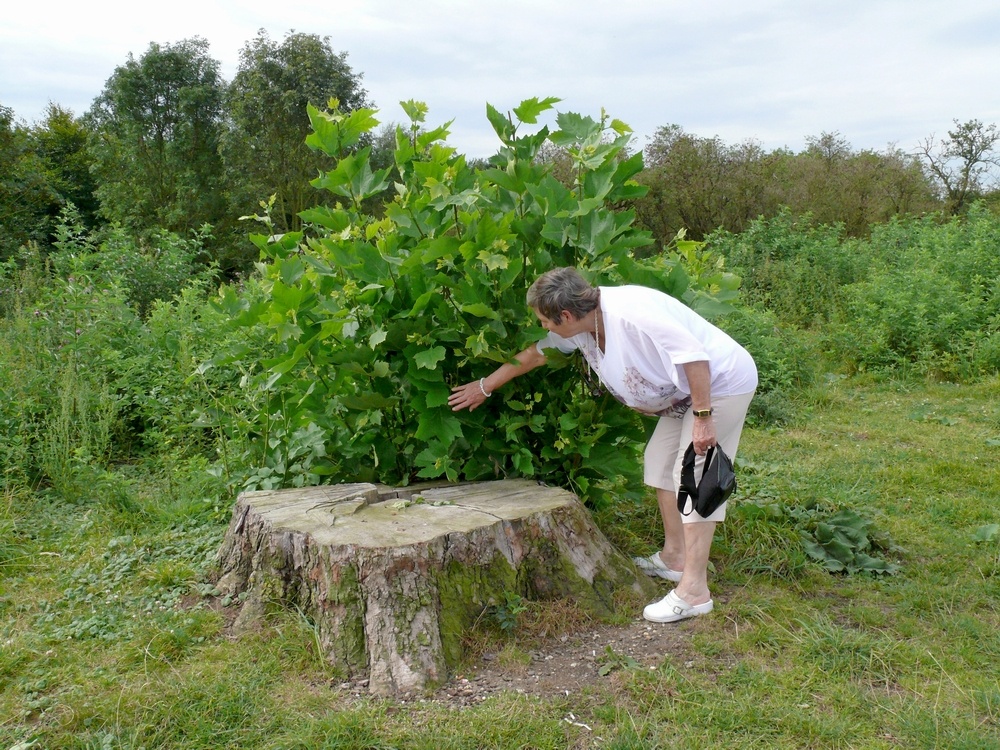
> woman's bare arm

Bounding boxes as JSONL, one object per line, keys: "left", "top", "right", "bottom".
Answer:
{"left": 448, "top": 344, "right": 548, "bottom": 411}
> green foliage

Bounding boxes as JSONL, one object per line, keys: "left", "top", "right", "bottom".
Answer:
{"left": 832, "top": 206, "right": 1000, "bottom": 378}
{"left": 799, "top": 508, "right": 902, "bottom": 576}
{"left": 636, "top": 124, "right": 938, "bottom": 246}
{"left": 0, "top": 487, "right": 32, "bottom": 576}
{"left": 708, "top": 209, "right": 861, "bottom": 329}
{"left": 47, "top": 205, "right": 216, "bottom": 317}
{"left": 231, "top": 98, "right": 721, "bottom": 504}
{"left": 86, "top": 37, "right": 226, "bottom": 237}
{"left": 0, "top": 244, "right": 141, "bottom": 489}
{"left": 714, "top": 305, "right": 815, "bottom": 426}
{"left": 28, "top": 520, "right": 222, "bottom": 645}
{"left": 224, "top": 99, "right": 748, "bottom": 503}
{"left": 973, "top": 524, "right": 1000, "bottom": 544}
{"left": 0, "top": 105, "right": 59, "bottom": 259}
{"left": 31, "top": 103, "right": 100, "bottom": 230}
{"left": 0, "top": 103, "right": 97, "bottom": 262}
{"left": 703, "top": 204, "right": 1000, "bottom": 382}
{"left": 3, "top": 380, "right": 1000, "bottom": 749}
{"left": 597, "top": 645, "right": 641, "bottom": 676}
{"left": 0, "top": 211, "right": 257, "bottom": 500}
{"left": 221, "top": 30, "right": 370, "bottom": 252}
{"left": 489, "top": 590, "right": 528, "bottom": 634}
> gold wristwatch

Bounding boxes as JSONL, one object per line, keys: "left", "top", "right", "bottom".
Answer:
{"left": 692, "top": 408, "right": 714, "bottom": 418}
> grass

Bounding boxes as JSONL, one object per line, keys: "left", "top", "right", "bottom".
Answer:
{"left": 2, "top": 376, "right": 999, "bottom": 748}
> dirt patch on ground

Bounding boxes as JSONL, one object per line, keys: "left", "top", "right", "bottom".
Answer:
{"left": 436, "top": 618, "right": 695, "bottom": 706}
{"left": 199, "top": 580, "right": 707, "bottom": 707}
{"left": 328, "top": 611, "right": 703, "bottom": 706}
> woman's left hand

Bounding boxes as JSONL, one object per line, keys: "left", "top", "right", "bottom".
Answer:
{"left": 691, "top": 415, "right": 717, "bottom": 455}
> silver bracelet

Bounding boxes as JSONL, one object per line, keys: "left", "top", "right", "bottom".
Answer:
{"left": 479, "top": 378, "right": 492, "bottom": 397}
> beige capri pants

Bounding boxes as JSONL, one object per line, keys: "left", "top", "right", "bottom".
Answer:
{"left": 643, "top": 390, "right": 756, "bottom": 523}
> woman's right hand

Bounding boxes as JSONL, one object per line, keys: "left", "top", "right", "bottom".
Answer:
{"left": 449, "top": 381, "right": 489, "bottom": 412}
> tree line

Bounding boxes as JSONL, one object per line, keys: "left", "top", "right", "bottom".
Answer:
{"left": 1, "top": 31, "right": 370, "bottom": 274}
{"left": 634, "top": 121, "right": 1000, "bottom": 248}
{"left": 2, "top": 28, "right": 999, "bottom": 276}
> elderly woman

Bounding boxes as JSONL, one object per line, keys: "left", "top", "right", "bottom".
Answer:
{"left": 448, "top": 267, "right": 757, "bottom": 623}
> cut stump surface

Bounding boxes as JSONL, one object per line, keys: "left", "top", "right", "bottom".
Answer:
{"left": 216, "top": 479, "right": 655, "bottom": 695}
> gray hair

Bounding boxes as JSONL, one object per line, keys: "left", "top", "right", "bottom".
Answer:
{"left": 526, "top": 267, "right": 600, "bottom": 323}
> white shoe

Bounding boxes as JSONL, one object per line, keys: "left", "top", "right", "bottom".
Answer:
{"left": 643, "top": 590, "right": 714, "bottom": 623}
{"left": 632, "top": 552, "right": 683, "bottom": 582}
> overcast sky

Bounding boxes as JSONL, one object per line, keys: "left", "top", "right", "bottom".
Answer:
{"left": 2, "top": 0, "right": 998, "bottom": 159}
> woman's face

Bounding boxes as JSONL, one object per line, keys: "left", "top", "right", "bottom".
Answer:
{"left": 533, "top": 307, "right": 582, "bottom": 337}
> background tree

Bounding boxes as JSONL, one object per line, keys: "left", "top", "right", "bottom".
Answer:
{"left": 783, "top": 132, "right": 935, "bottom": 234}
{"left": 636, "top": 125, "right": 784, "bottom": 243}
{"left": 637, "top": 124, "right": 938, "bottom": 248}
{"left": 0, "top": 104, "right": 56, "bottom": 259}
{"left": 221, "top": 30, "right": 370, "bottom": 238}
{"left": 916, "top": 118, "right": 1000, "bottom": 214}
{"left": 32, "top": 104, "right": 100, "bottom": 231}
{"left": 86, "top": 38, "right": 226, "bottom": 237}
{"left": 879, "top": 145, "right": 938, "bottom": 215}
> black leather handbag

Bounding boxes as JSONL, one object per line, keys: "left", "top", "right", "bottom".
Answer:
{"left": 676, "top": 443, "right": 737, "bottom": 518}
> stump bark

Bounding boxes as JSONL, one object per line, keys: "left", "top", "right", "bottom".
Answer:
{"left": 215, "top": 479, "right": 656, "bottom": 695}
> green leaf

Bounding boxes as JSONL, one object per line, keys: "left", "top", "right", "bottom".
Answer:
{"left": 298, "top": 205, "right": 352, "bottom": 232}
{"left": 311, "top": 147, "right": 391, "bottom": 203}
{"left": 461, "top": 303, "right": 499, "bottom": 319}
{"left": 270, "top": 280, "right": 305, "bottom": 313}
{"left": 278, "top": 256, "right": 305, "bottom": 286}
{"left": 511, "top": 450, "right": 536, "bottom": 475}
{"left": 973, "top": 524, "right": 1000, "bottom": 543}
{"left": 305, "top": 103, "right": 380, "bottom": 156}
{"left": 416, "top": 121, "right": 454, "bottom": 150}
{"left": 617, "top": 257, "right": 689, "bottom": 300}
{"left": 400, "top": 99, "right": 429, "bottom": 124}
{"left": 415, "top": 410, "right": 463, "bottom": 443}
{"left": 609, "top": 118, "right": 632, "bottom": 135}
{"left": 486, "top": 103, "right": 514, "bottom": 142}
{"left": 424, "top": 384, "right": 451, "bottom": 408}
{"left": 512, "top": 96, "right": 560, "bottom": 124}
{"left": 852, "top": 552, "right": 900, "bottom": 576}
{"left": 414, "top": 346, "right": 447, "bottom": 370}
{"left": 550, "top": 112, "right": 600, "bottom": 143}
{"left": 342, "top": 392, "right": 396, "bottom": 410}
{"left": 477, "top": 250, "right": 509, "bottom": 271}
{"left": 802, "top": 536, "right": 845, "bottom": 571}
{"left": 689, "top": 294, "right": 737, "bottom": 319}
{"left": 368, "top": 328, "right": 387, "bottom": 348}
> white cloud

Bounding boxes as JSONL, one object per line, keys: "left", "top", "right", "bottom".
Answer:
{"left": 2, "top": 0, "right": 999, "bottom": 158}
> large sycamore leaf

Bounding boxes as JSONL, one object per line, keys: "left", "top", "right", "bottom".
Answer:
{"left": 415, "top": 409, "right": 463, "bottom": 443}
{"left": 512, "top": 96, "right": 560, "bottom": 124}
{"left": 414, "top": 346, "right": 447, "bottom": 370}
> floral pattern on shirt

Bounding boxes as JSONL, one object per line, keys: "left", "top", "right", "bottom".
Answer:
{"left": 582, "top": 345, "right": 691, "bottom": 418}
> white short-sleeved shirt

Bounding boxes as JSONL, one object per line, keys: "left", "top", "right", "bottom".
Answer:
{"left": 536, "top": 285, "right": 758, "bottom": 417}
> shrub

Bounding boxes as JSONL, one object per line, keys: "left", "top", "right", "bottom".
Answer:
{"left": 707, "top": 210, "right": 863, "bottom": 329}
{"left": 222, "top": 98, "right": 740, "bottom": 506}
{"left": 832, "top": 206, "right": 1000, "bottom": 378}
{"left": 48, "top": 206, "right": 217, "bottom": 319}
{"left": 0, "top": 212, "right": 241, "bottom": 499}
{"left": 0, "top": 249, "right": 142, "bottom": 488}
{"left": 88, "top": 225, "right": 216, "bottom": 318}
{"left": 715, "top": 305, "right": 816, "bottom": 426}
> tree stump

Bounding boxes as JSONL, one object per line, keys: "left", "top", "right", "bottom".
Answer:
{"left": 215, "top": 479, "right": 656, "bottom": 695}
